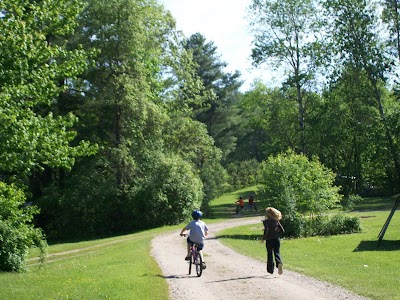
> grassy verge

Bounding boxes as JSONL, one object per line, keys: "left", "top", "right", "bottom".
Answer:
{"left": 1, "top": 226, "right": 177, "bottom": 300}
{"left": 215, "top": 197, "right": 400, "bottom": 300}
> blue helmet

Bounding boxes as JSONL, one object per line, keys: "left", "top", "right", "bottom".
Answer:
{"left": 192, "top": 209, "right": 203, "bottom": 219}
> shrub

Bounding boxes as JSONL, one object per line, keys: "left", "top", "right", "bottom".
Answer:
{"left": 281, "top": 214, "right": 305, "bottom": 238}
{"left": 0, "top": 182, "right": 47, "bottom": 272}
{"left": 341, "top": 194, "right": 362, "bottom": 211}
{"left": 303, "top": 215, "right": 326, "bottom": 236}
{"left": 303, "top": 214, "right": 361, "bottom": 237}
{"left": 258, "top": 150, "right": 342, "bottom": 219}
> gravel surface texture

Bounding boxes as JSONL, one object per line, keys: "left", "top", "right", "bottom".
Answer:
{"left": 151, "top": 216, "right": 369, "bottom": 300}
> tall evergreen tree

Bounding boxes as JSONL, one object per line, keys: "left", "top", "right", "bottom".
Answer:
{"left": 183, "top": 33, "right": 243, "bottom": 162}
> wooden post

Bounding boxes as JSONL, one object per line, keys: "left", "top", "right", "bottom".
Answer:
{"left": 378, "top": 195, "right": 400, "bottom": 246}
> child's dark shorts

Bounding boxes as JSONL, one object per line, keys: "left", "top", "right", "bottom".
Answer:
{"left": 187, "top": 236, "right": 204, "bottom": 250}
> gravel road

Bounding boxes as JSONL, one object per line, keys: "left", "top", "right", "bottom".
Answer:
{"left": 151, "top": 216, "right": 369, "bottom": 300}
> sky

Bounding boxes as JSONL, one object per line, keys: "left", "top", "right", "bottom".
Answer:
{"left": 160, "top": 0, "right": 274, "bottom": 91}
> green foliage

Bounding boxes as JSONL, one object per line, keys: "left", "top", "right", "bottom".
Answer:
{"left": 183, "top": 33, "right": 243, "bottom": 162}
{"left": 322, "top": 0, "right": 400, "bottom": 192}
{"left": 163, "top": 115, "right": 228, "bottom": 203}
{"left": 303, "top": 214, "right": 361, "bottom": 236}
{"left": 258, "top": 150, "right": 342, "bottom": 217}
{"left": 237, "top": 83, "right": 298, "bottom": 159}
{"left": 0, "top": 0, "right": 95, "bottom": 177}
{"left": 138, "top": 153, "right": 204, "bottom": 226}
{"left": 0, "top": 0, "right": 95, "bottom": 270}
{"left": 225, "top": 159, "right": 260, "bottom": 190}
{"left": 248, "top": 0, "right": 323, "bottom": 153}
{"left": 281, "top": 214, "right": 304, "bottom": 238}
{"left": 0, "top": 183, "right": 47, "bottom": 272}
{"left": 342, "top": 194, "right": 363, "bottom": 211}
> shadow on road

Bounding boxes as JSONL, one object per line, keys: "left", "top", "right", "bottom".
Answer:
{"left": 206, "top": 274, "right": 272, "bottom": 283}
{"left": 154, "top": 274, "right": 273, "bottom": 281}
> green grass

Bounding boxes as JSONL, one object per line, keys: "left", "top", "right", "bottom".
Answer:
{"left": 215, "top": 196, "right": 400, "bottom": 300}
{"left": 1, "top": 226, "right": 176, "bottom": 300}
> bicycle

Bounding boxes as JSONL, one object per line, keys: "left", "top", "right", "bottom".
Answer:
{"left": 181, "top": 234, "right": 205, "bottom": 277}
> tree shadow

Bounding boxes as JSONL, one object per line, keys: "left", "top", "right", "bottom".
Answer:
{"left": 353, "top": 196, "right": 397, "bottom": 212}
{"left": 206, "top": 275, "right": 272, "bottom": 283}
{"left": 154, "top": 274, "right": 272, "bottom": 281}
{"left": 353, "top": 240, "right": 400, "bottom": 252}
{"left": 216, "top": 234, "right": 262, "bottom": 241}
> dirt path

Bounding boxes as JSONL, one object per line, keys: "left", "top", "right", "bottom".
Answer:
{"left": 151, "top": 216, "right": 369, "bottom": 300}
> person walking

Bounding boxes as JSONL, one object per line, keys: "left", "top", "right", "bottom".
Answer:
{"left": 248, "top": 195, "right": 256, "bottom": 211}
{"left": 235, "top": 196, "right": 245, "bottom": 214}
{"left": 263, "top": 207, "right": 285, "bottom": 275}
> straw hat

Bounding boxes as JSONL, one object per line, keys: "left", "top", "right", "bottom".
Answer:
{"left": 265, "top": 207, "right": 282, "bottom": 221}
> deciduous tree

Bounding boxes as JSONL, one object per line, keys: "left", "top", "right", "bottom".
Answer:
{"left": 248, "top": 0, "right": 323, "bottom": 154}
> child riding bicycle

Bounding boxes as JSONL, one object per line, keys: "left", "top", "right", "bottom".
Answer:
{"left": 180, "top": 210, "right": 209, "bottom": 269}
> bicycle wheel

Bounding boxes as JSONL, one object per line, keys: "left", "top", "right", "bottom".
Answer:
{"left": 195, "top": 252, "right": 203, "bottom": 277}
{"left": 188, "top": 251, "right": 192, "bottom": 275}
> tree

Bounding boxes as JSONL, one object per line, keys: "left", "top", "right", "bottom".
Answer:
{"left": 239, "top": 82, "right": 299, "bottom": 159}
{"left": 35, "top": 0, "right": 228, "bottom": 237}
{"left": 36, "top": 0, "right": 188, "bottom": 236}
{"left": 0, "top": 0, "right": 94, "bottom": 179}
{"left": 323, "top": 0, "right": 400, "bottom": 191}
{"left": 0, "top": 0, "right": 95, "bottom": 271}
{"left": 382, "top": 0, "right": 400, "bottom": 62}
{"left": 183, "top": 33, "right": 243, "bottom": 162}
{"left": 248, "top": 0, "right": 323, "bottom": 154}
{"left": 306, "top": 68, "right": 385, "bottom": 194}
{"left": 162, "top": 115, "right": 228, "bottom": 205}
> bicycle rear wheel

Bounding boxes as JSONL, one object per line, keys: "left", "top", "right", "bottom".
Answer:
{"left": 195, "top": 252, "right": 203, "bottom": 277}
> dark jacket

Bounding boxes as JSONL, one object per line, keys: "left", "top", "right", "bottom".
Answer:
{"left": 263, "top": 219, "right": 284, "bottom": 240}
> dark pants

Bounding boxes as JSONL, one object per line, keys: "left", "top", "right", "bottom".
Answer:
{"left": 266, "top": 238, "right": 282, "bottom": 274}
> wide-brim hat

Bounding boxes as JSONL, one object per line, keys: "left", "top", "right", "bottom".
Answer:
{"left": 265, "top": 207, "right": 282, "bottom": 221}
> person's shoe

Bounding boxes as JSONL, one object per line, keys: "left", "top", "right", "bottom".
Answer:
{"left": 278, "top": 263, "right": 283, "bottom": 275}
{"left": 185, "top": 256, "right": 190, "bottom": 261}
{"left": 202, "top": 262, "right": 206, "bottom": 269}
{"left": 266, "top": 265, "right": 273, "bottom": 274}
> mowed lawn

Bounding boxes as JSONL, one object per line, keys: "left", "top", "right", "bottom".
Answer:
{"left": 1, "top": 186, "right": 399, "bottom": 300}
{"left": 212, "top": 187, "right": 400, "bottom": 300}
{"left": 0, "top": 227, "right": 175, "bottom": 300}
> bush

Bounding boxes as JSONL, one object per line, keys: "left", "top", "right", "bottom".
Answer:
{"left": 0, "top": 182, "right": 47, "bottom": 272}
{"left": 258, "top": 150, "right": 342, "bottom": 219}
{"left": 303, "top": 215, "right": 325, "bottom": 236}
{"left": 303, "top": 214, "right": 361, "bottom": 236}
{"left": 138, "top": 153, "right": 204, "bottom": 227}
{"left": 281, "top": 214, "right": 304, "bottom": 238}
{"left": 341, "top": 194, "right": 362, "bottom": 211}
